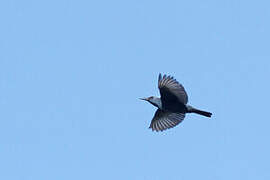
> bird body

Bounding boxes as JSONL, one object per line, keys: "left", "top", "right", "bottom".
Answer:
{"left": 140, "top": 73, "right": 212, "bottom": 132}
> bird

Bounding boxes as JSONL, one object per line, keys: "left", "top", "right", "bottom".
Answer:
{"left": 140, "top": 73, "right": 212, "bottom": 132}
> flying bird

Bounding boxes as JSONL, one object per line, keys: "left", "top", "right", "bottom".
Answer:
{"left": 140, "top": 73, "right": 212, "bottom": 132}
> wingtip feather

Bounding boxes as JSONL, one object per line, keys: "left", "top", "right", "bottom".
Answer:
{"left": 158, "top": 73, "right": 162, "bottom": 81}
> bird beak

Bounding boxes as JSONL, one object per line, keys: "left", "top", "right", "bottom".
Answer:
{"left": 139, "top": 97, "right": 148, "bottom": 101}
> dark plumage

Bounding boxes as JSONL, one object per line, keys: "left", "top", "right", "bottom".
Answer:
{"left": 140, "top": 73, "right": 212, "bottom": 132}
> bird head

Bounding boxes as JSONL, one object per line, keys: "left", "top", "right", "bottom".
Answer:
{"left": 139, "top": 96, "right": 161, "bottom": 108}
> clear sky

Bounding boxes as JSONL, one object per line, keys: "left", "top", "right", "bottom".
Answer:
{"left": 1, "top": 0, "right": 270, "bottom": 179}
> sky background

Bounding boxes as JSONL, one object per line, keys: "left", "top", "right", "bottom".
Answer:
{"left": 1, "top": 0, "right": 270, "bottom": 179}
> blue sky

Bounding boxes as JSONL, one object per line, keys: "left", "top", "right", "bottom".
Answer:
{"left": 1, "top": 0, "right": 270, "bottom": 179}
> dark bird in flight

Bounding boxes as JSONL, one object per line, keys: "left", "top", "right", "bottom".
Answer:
{"left": 140, "top": 73, "right": 212, "bottom": 132}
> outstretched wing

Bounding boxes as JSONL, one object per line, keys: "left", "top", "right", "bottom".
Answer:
{"left": 149, "top": 109, "right": 185, "bottom": 132}
{"left": 158, "top": 73, "right": 188, "bottom": 105}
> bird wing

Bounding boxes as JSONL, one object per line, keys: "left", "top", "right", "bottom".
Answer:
{"left": 149, "top": 109, "right": 185, "bottom": 132}
{"left": 158, "top": 73, "right": 188, "bottom": 105}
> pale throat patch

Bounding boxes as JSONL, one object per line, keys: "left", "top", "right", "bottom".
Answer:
{"left": 152, "top": 97, "right": 162, "bottom": 109}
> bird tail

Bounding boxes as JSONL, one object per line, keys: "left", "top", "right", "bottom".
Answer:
{"left": 187, "top": 106, "right": 212, "bottom": 117}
